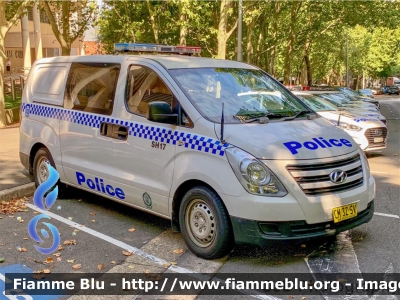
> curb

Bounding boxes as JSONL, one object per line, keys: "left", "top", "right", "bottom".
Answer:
{"left": 0, "top": 182, "right": 35, "bottom": 201}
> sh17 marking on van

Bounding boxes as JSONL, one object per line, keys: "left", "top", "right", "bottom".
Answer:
{"left": 76, "top": 172, "right": 125, "bottom": 200}
{"left": 283, "top": 136, "right": 353, "bottom": 155}
{"left": 151, "top": 141, "right": 166, "bottom": 150}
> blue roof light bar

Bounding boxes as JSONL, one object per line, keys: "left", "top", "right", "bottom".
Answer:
{"left": 114, "top": 43, "right": 201, "bottom": 55}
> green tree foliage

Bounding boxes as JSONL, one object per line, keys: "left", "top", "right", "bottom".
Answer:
{"left": 96, "top": 0, "right": 400, "bottom": 85}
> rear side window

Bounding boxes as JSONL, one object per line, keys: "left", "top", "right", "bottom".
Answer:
{"left": 30, "top": 64, "right": 68, "bottom": 105}
{"left": 64, "top": 62, "right": 120, "bottom": 115}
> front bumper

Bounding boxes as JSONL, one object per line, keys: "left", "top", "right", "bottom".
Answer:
{"left": 231, "top": 200, "right": 374, "bottom": 247}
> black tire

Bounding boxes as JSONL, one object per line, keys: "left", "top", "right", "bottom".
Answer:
{"left": 179, "top": 186, "right": 234, "bottom": 259}
{"left": 33, "top": 147, "right": 68, "bottom": 197}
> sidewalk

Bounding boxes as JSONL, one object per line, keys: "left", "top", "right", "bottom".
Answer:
{"left": 0, "top": 125, "right": 33, "bottom": 191}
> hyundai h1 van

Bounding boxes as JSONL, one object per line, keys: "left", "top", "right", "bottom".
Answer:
{"left": 20, "top": 45, "right": 375, "bottom": 259}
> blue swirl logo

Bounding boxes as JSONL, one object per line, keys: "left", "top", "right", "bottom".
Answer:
{"left": 28, "top": 164, "right": 61, "bottom": 255}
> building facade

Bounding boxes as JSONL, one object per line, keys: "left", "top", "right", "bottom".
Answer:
{"left": 5, "top": 5, "right": 82, "bottom": 73}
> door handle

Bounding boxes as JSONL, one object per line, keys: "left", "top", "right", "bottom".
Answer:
{"left": 114, "top": 126, "right": 128, "bottom": 140}
{"left": 114, "top": 130, "right": 128, "bottom": 136}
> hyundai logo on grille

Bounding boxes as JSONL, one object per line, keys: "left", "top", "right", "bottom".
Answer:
{"left": 329, "top": 169, "right": 347, "bottom": 184}
{"left": 374, "top": 129, "right": 383, "bottom": 135}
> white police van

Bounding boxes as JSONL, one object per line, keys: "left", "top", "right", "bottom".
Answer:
{"left": 20, "top": 44, "right": 375, "bottom": 259}
{"left": 294, "top": 92, "right": 388, "bottom": 152}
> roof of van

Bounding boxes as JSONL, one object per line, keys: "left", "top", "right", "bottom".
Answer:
{"left": 34, "top": 55, "right": 257, "bottom": 70}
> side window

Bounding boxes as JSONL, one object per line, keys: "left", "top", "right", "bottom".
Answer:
{"left": 126, "top": 65, "right": 173, "bottom": 116}
{"left": 64, "top": 62, "right": 121, "bottom": 115}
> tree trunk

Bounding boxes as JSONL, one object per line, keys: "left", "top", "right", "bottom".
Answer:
{"left": 61, "top": 1, "right": 71, "bottom": 56}
{"left": 256, "top": 30, "right": 263, "bottom": 68}
{"left": 0, "top": 3, "right": 7, "bottom": 127}
{"left": 0, "top": 37, "right": 6, "bottom": 127}
{"left": 61, "top": 45, "right": 71, "bottom": 56}
{"left": 269, "top": 2, "right": 281, "bottom": 77}
{"left": 146, "top": 0, "right": 159, "bottom": 44}
{"left": 0, "top": 0, "right": 31, "bottom": 127}
{"left": 41, "top": 1, "right": 71, "bottom": 56}
{"left": 304, "top": 39, "right": 312, "bottom": 86}
{"left": 246, "top": 20, "right": 254, "bottom": 64}
{"left": 178, "top": 2, "right": 187, "bottom": 46}
{"left": 217, "top": 0, "right": 229, "bottom": 59}
{"left": 284, "top": 2, "right": 301, "bottom": 85}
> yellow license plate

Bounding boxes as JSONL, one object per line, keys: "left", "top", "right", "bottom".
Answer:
{"left": 374, "top": 137, "right": 384, "bottom": 143}
{"left": 332, "top": 203, "right": 358, "bottom": 223}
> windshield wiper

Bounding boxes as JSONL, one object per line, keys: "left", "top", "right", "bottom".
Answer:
{"left": 281, "top": 110, "right": 313, "bottom": 121}
{"left": 236, "top": 113, "right": 284, "bottom": 123}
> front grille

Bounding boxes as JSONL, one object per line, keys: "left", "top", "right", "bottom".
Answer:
{"left": 287, "top": 154, "right": 363, "bottom": 196}
{"left": 365, "top": 127, "right": 388, "bottom": 147}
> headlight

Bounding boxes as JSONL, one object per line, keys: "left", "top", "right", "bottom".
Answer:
{"left": 336, "top": 121, "right": 361, "bottom": 131}
{"left": 348, "top": 124, "right": 362, "bottom": 131}
{"left": 225, "top": 147, "right": 287, "bottom": 197}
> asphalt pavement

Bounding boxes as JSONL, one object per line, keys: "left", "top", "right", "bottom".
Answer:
{"left": 0, "top": 94, "right": 399, "bottom": 300}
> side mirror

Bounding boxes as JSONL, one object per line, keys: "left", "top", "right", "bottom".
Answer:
{"left": 147, "top": 101, "right": 178, "bottom": 125}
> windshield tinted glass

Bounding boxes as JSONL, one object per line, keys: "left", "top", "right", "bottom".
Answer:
{"left": 297, "top": 95, "right": 338, "bottom": 111}
{"left": 359, "top": 89, "right": 372, "bottom": 95}
{"left": 338, "top": 88, "right": 360, "bottom": 97}
{"left": 169, "top": 68, "right": 308, "bottom": 123}
{"left": 323, "top": 94, "right": 352, "bottom": 104}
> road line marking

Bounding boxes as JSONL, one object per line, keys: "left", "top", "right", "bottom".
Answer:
{"left": 27, "top": 203, "right": 172, "bottom": 266}
{"left": 26, "top": 203, "right": 281, "bottom": 300}
{"left": 374, "top": 212, "right": 399, "bottom": 219}
{"left": 370, "top": 263, "right": 399, "bottom": 300}
{"left": 305, "top": 231, "right": 369, "bottom": 299}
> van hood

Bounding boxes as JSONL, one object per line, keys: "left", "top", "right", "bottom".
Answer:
{"left": 215, "top": 117, "right": 359, "bottom": 160}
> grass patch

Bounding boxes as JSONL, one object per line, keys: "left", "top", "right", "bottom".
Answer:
{"left": 5, "top": 94, "right": 22, "bottom": 109}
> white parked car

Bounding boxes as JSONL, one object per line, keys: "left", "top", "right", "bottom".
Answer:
{"left": 302, "top": 92, "right": 386, "bottom": 124}
{"left": 19, "top": 44, "right": 375, "bottom": 258}
{"left": 321, "top": 93, "right": 379, "bottom": 111}
{"left": 294, "top": 92, "right": 388, "bottom": 152}
{"left": 314, "top": 93, "right": 383, "bottom": 115}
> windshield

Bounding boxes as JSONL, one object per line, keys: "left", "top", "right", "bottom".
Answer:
{"left": 359, "top": 89, "right": 372, "bottom": 95}
{"left": 338, "top": 88, "right": 363, "bottom": 97}
{"left": 169, "top": 68, "right": 309, "bottom": 123}
{"left": 326, "top": 94, "right": 353, "bottom": 103}
{"left": 297, "top": 95, "right": 338, "bottom": 111}
{"left": 318, "top": 94, "right": 345, "bottom": 106}
{"left": 333, "top": 93, "right": 358, "bottom": 102}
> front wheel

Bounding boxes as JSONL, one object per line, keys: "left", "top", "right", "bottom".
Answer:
{"left": 179, "top": 186, "right": 234, "bottom": 259}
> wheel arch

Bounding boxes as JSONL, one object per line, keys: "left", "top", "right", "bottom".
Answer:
{"left": 171, "top": 179, "right": 231, "bottom": 233}
{"left": 29, "top": 142, "right": 49, "bottom": 173}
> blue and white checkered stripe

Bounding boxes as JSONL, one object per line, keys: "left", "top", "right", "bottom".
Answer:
{"left": 22, "top": 103, "right": 229, "bottom": 156}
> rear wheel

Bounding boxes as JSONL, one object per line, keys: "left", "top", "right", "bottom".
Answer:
{"left": 33, "top": 148, "right": 68, "bottom": 196}
{"left": 179, "top": 186, "right": 234, "bottom": 259}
